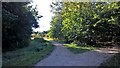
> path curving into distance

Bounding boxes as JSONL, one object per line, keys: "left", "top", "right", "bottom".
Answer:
{"left": 34, "top": 39, "right": 119, "bottom": 66}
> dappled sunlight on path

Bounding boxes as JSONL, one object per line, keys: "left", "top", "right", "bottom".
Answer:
{"left": 94, "top": 47, "right": 119, "bottom": 54}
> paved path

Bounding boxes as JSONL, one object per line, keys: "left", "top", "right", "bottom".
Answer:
{"left": 35, "top": 40, "right": 119, "bottom": 66}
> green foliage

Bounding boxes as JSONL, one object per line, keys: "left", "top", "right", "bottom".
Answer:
{"left": 34, "top": 38, "right": 46, "bottom": 43}
{"left": 48, "top": 2, "right": 120, "bottom": 47}
{"left": 47, "top": 2, "right": 64, "bottom": 40}
{"left": 2, "top": 2, "right": 42, "bottom": 52}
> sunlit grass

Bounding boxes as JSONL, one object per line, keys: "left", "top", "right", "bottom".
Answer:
{"left": 44, "top": 37, "right": 54, "bottom": 41}
{"left": 64, "top": 43, "right": 96, "bottom": 54}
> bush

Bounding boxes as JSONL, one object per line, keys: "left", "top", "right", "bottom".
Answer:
{"left": 34, "top": 38, "right": 46, "bottom": 43}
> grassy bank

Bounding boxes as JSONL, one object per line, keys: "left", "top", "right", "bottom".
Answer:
{"left": 99, "top": 53, "right": 120, "bottom": 68}
{"left": 2, "top": 39, "right": 55, "bottom": 66}
{"left": 64, "top": 43, "right": 96, "bottom": 54}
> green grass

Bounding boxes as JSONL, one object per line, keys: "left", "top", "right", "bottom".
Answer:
{"left": 64, "top": 43, "right": 96, "bottom": 54}
{"left": 2, "top": 39, "right": 55, "bottom": 66}
{"left": 99, "top": 53, "right": 120, "bottom": 68}
{"left": 54, "top": 40, "right": 65, "bottom": 44}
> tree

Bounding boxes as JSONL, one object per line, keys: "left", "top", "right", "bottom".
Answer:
{"left": 49, "top": 2, "right": 120, "bottom": 46}
{"left": 2, "top": 2, "right": 42, "bottom": 52}
{"left": 48, "top": 2, "right": 64, "bottom": 39}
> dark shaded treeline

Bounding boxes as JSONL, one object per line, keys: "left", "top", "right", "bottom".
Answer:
{"left": 2, "top": 2, "right": 42, "bottom": 52}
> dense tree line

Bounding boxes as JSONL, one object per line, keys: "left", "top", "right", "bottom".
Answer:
{"left": 2, "top": 2, "right": 42, "bottom": 52}
{"left": 48, "top": 2, "right": 120, "bottom": 46}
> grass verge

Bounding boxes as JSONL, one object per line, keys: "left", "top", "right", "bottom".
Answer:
{"left": 2, "top": 40, "right": 55, "bottom": 66}
{"left": 99, "top": 53, "right": 120, "bottom": 68}
{"left": 64, "top": 43, "right": 96, "bottom": 54}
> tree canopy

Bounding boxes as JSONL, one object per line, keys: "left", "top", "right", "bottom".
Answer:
{"left": 48, "top": 2, "right": 120, "bottom": 46}
{"left": 2, "top": 2, "right": 42, "bottom": 52}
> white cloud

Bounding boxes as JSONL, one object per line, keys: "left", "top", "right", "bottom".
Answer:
{"left": 32, "top": 0, "right": 53, "bottom": 32}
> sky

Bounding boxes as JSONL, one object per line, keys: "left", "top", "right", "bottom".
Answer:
{"left": 32, "top": 0, "right": 54, "bottom": 32}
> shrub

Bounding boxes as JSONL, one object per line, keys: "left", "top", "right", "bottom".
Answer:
{"left": 34, "top": 38, "right": 46, "bottom": 43}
